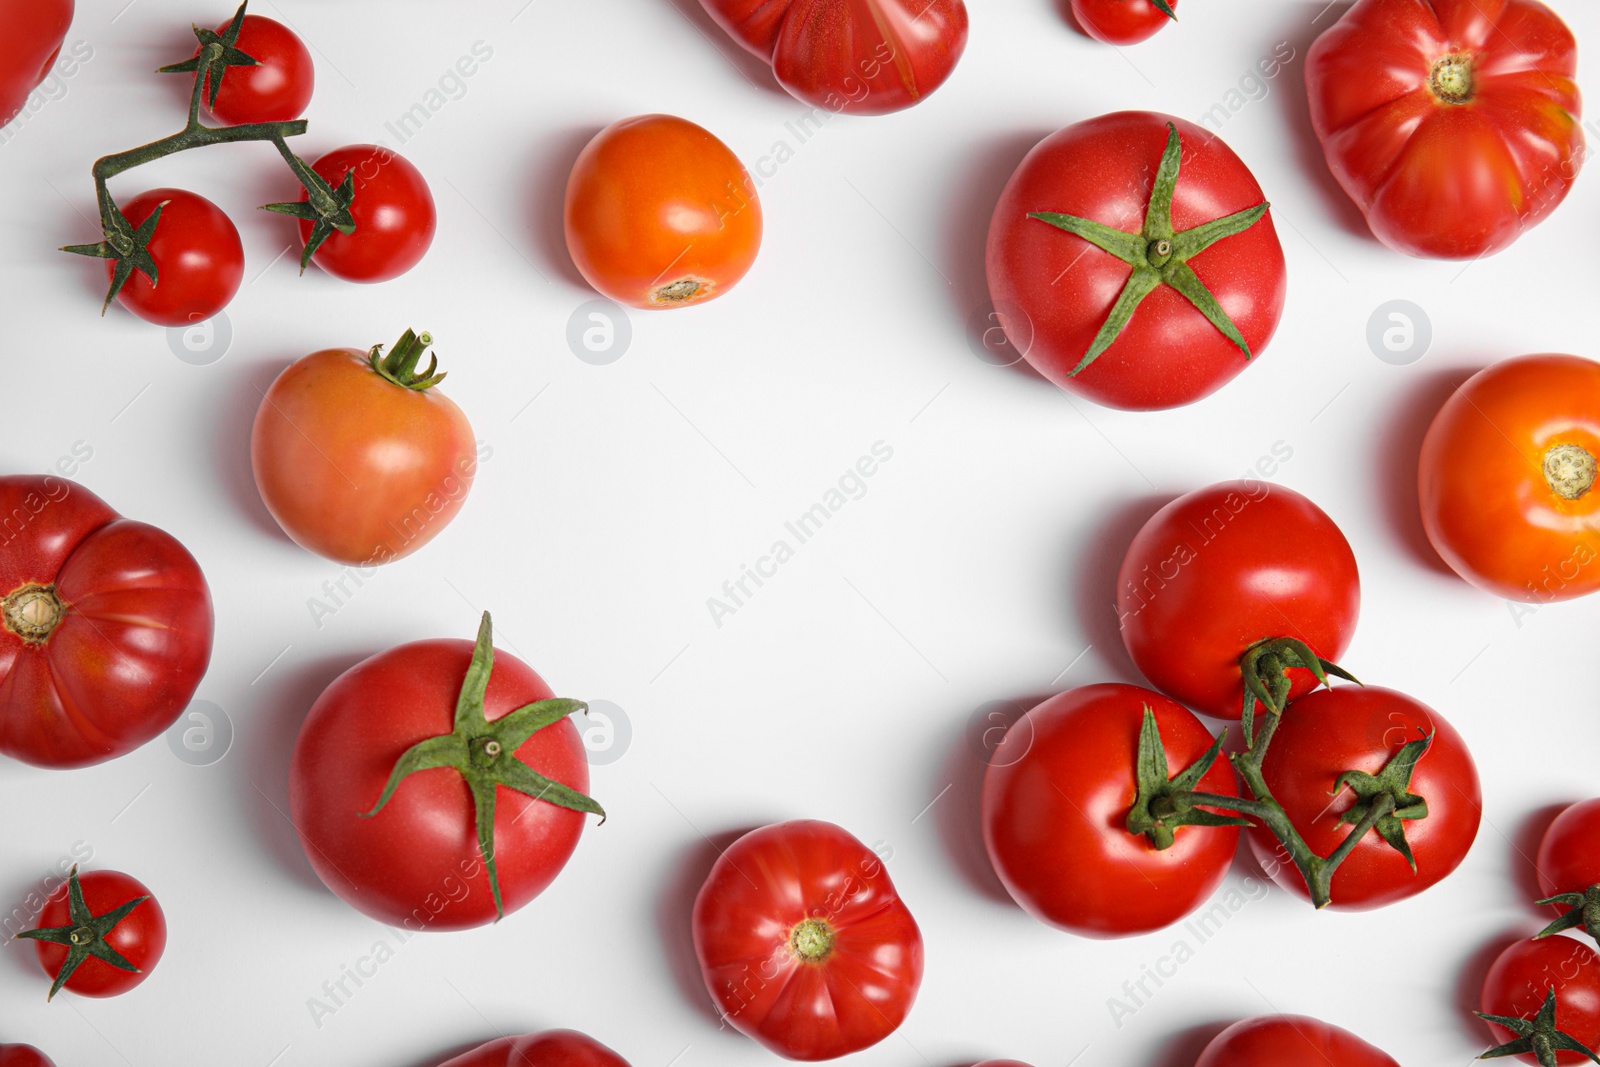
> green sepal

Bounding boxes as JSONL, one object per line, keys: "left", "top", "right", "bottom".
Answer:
{"left": 368, "top": 329, "right": 448, "bottom": 391}
{"left": 262, "top": 168, "right": 356, "bottom": 273}
{"left": 1536, "top": 885, "right": 1600, "bottom": 944}
{"left": 1333, "top": 732, "right": 1432, "bottom": 870}
{"left": 1148, "top": 0, "right": 1177, "bottom": 18}
{"left": 158, "top": 2, "right": 258, "bottom": 109}
{"left": 11, "top": 866, "right": 149, "bottom": 1001}
{"left": 1125, "top": 706, "right": 1249, "bottom": 850}
{"left": 62, "top": 200, "right": 167, "bottom": 315}
{"left": 1477, "top": 988, "right": 1600, "bottom": 1065}
{"left": 1239, "top": 635, "right": 1358, "bottom": 745}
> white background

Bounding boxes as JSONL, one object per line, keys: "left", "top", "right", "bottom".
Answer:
{"left": 4, "top": 0, "right": 1600, "bottom": 1064}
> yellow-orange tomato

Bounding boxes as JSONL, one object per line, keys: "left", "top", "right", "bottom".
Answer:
{"left": 1419, "top": 354, "right": 1600, "bottom": 602}
{"left": 564, "top": 115, "right": 761, "bottom": 310}
{"left": 251, "top": 331, "right": 477, "bottom": 565}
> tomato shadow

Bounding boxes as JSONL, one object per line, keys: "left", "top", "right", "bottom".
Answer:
{"left": 1512, "top": 801, "right": 1571, "bottom": 909}
{"left": 1051, "top": 0, "right": 1091, "bottom": 38}
{"left": 1070, "top": 493, "right": 1169, "bottom": 682}
{"left": 655, "top": 823, "right": 765, "bottom": 1023}
{"left": 660, "top": 0, "right": 783, "bottom": 100}
{"left": 1452, "top": 926, "right": 1525, "bottom": 1038}
{"left": 1150, "top": 1018, "right": 1235, "bottom": 1067}
{"left": 519, "top": 126, "right": 601, "bottom": 294}
{"left": 1372, "top": 365, "right": 1474, "bottom": 576}
{"left": 216, "top": 357, "right": 287, "bottom": 543}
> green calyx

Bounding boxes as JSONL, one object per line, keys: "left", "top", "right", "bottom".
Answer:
{"left": 369, "top": 329, "right": 447, "bottom": 390}
{"left": 360, "top": 612, "right": 604, "bottom": 922}
{"left": 1535, "top": 883, "right": 1600, "bottom": 943}
{"left": 62, "top": 199, "right": 168, "bottom": 315}
{"left": 13, "top": 866, "right": 149, "bottom": 1002}
{"left": 1125, "top": 706, "right": 1251, "bottom": 849}
{"left": 1147, "top": 0, "right": 1177, "bottom": 19}
{"left": 261, "top": 163, "right": 357, "bottom": 274}
{"left": 1478, "top": 988, "right": 1600, "bottom": 1066}
{"left": 156, "top": 2, "right": 257, "bottom": 110}
{"left": 1333, "top": 732, "right": 1432, "bottom": 871}
{"left": 1239, "top": 636, "right": 1358, "bottom": 747}
{"left": 1028, "top": 122, "right": 1267, "bottom": 377}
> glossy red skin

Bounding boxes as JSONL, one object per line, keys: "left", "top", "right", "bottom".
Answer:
{"left": 1482, "top": 936, "right": 1600, "bottom": 1065}
{"left": 0, "top": 475, "right": 214, "bottom": 769}
{"left": 290, "top": 637, "right": 589, "bottom": 930}
{"left": 1249, "top": 686, "right": 1481, "bottom": 909}
{"left": 693, "top": 820, "right": 923, "bottom": 1060}
{"left": 700, "top": 0, "right": 967, "bottom": 116}
{"left": 110, "top": 189, "right": 243, "bottom": 327}
{"left": 986, "top": 111, "right": 1286, "bottom": 410}
{"left": 1537, "top": 800, "right": 1600, "bottom": 904}
{"left": 0, "top": 1046, "right": 56, "bottom": 1067}
{"left": 202, "top": 14, "right": 313, "bottom": 124}
{"left": 1306, "top": 0, "right": 1582, "bottom": 259}
{"left": 1072, "top": 0, "right": 1176, "bottom": 45}
{"left": 981, "top": 683, "right": 1240, "bottom": 938}
{"left": 1195, "top": 1015, "right": 1400, "bottom": 1067}
{"left": 435, "top": 1030, "right": 629, "bottom": 1067}
{"left": 1118, "top": 480, "right": 1360, "bottom": 721}
{"left": 0, "top": 0, "right": 72, "bottom": 127}
{"left": 296, "top": 145, "right": 436, "bottom": 282}
{"left": 32, "top": 871, "right": 166, "bottom": 998}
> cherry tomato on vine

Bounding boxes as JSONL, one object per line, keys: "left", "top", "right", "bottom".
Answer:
{"left": 201, "top": 13, "right": 313, "bottom": 125}
{"left": 693, "top": 819, "right": 923, "bottom": 1060}
{"left": 293, "top": 144, "right": 435, "bottom": 282}
{"left": 0, "top": 0, "right": 72, "bottom": 129}
{"left": 564, "top": 115, "right": 761, "bottom": 310}
{"left": 1538, "top": 800, "right": 1600, "bottom": 911}
{"left": 1194, "top": 1015, "right": 1401, "bottom": 1067}
{"left": 1480, "top": 936, "right": 1600, "bottom": 1066}
{"left": 1420, "top": 355, "right": 1600, "bottom": 603}
{"left": 18, "top": 867, "right": 166, "bottom": 1000}
{"left": 1306, "top": 0, "right": 1583, "bottom": 259}
{"left": 109, "top": 188, "right": 242, "bottom": 327}
{"left": 1072, "top": 0, "right": 1176, "bottom": 45}
{"left": 436, "top": 1031, "right": 630, "bottom": 1067}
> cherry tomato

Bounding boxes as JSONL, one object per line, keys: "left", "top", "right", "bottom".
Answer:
{"left": 1249, "top": 686, "right": 1481, "bottom": 909}
{"left": 251, "top": 330, "right": 476, "bottom": 565}
{"left": 1194, "top": 1015, "right": 1400, "bottom": 1067}
{"left": 986, "top": 111, "right": 1285, "bottom": 410}
{"left": 981, "top": 683, "right": 1241, "bottom": 937}
{"left": 1072, "top": 0, "right": 1176, "bottom": 45}
{"left": 1419, "top": 354, "right": 1600, "bottom": 603}
{"left": 0, "top": 1046, "right": 56, "bottom": 1067}
{"left": 201, "top": 13, "right": 313, "bottom": 125}
{"left": 1538, "top": 800, "right": 1600, "bottom": 905}
{"left": 290, "top": 613, "right": 600, "bottom": 930}
{"left": 436, "top": 1030, "right": 629, "bottom": 1067}
{"left": 0, "top": 0, "right": 72, "bottom": 129}
{"left": 1117, "top": 479, "right": 1360, "bottom": 720}
{"left": 295, "top": 144, "right": 435, "bottom": 282}
{"left": 692, "top": 819, "right": 922, "bottom": 1060}
{"left": 19, "top": 868, "right": 166, "bottom": 1000}
{"left": 699, "top": 0, "right": 967, "bottom": 116}
{"left": 109, "top": 188, "right": 243, "bottom": 327}
{"left": 1306, "top": 0, "right": 1582, "bottom": 259}
{"left": 564, "top": 115, "right": 761, "bottom": 310}
{"left": 1481, "top": 936, "right": 1600, "bottom": 1065}
{"left": 0, "top": 475, "right": 214, "bottom": 769}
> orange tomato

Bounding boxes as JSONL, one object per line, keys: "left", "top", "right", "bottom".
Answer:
{"left": 251, "top": 330, "right": 477, "bottom": 565}
{"left": 1419, "top": 354, "right": 1600, "bottom": 602}
{"left": 564, "top": 115, "right": 761, "bottom": 310}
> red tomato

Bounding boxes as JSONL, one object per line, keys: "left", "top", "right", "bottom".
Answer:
{"left": 1194, "top": 1015, "right": 1400, "bottom": 1067}
{"left": 986, "top": 111, "right": 1285, "bottom": 410}
{"left": 1072, "top": 0, "right": 1176, "bottom": 45}
{"left": 109, "top": 188, "right": 243, "bottom": 327}
{"left": 20, "top": 868, "right": 166, "bottom": 1000}
{"left": 295, "top": 144, "right": 435, "bottom": 282}
{"left": 564, "top": 115, "right": 761, "bottom": 310}
{"left": 201, "top": 13, "right": 313, "bottom": 124}
{"left": 0, "top": 0, "right": 72, "bottom": 128}
{"left": 0, "top": 1046, "right": 55, "bottom": 1067}
{"left": 1249, "top": 686, "right": 1481, "bottom": 909}
{"left": 1538, "top": 800, "right": 1600, "bottom": 904}
{"left": 1306, "top": 0, "right": 1582, "bottom": 259}
{"left": 0, "top": 475, "right": 214, "bottom": 769}
{"left": 1117, "top": 479, "right": 1360, "bottom": 721}
{"left": 435, "top": 1031, "right": 629, "bottom": 1067}
{"left": 250, "top": 330, "right": 477, "bottom": 565}
{"left": 290, "top": 614, "right": 599, "bottom": 930}
{"left": 1481, "top": 936, "right": 1600, "bottom": 1065}
{"left": 692, "top": 820, "right": 923, "bottom": 1060}
{"left": 1419, "top": 354, "right": 1600, "bottom": 603}
{"left": 699, "top": 0, "right": 967, "bottom": 116}
{"left": 981, "top": 683, "right": 1240, "bottom": 937}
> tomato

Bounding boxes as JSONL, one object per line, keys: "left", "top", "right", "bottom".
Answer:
{"left": 0, "top": 1046, "right": 55, "bottom": 1067}
{"left": 435, "top": 1031, "right": 629, "bottom": 1067}
{"left": 1117, "top": 479, "right": 1360, "bottom": 721}
{"left": 981, "top": 683, "right": 1240, "bottom": 937}
{"left": 1194, "top": 1015, "right": 1400, "bottom": 1067}
{"left": 0, "top": 0, "right": 72, "bottom": 129}
{"left": 1480, "top": 936, "right": 1600, "bottom": 1065}
{"left": 0, "top": 475, "right": 214, "bottom": 769}
{"left": 1306, "top": 0, "right": 1582, "bottom": 260}
{"left": 108, "top": 189, "right": 243, "bottom": 327}
{"left": 293, "top": 144, "right": 435, "bottom": 282}
{"left": 1249, "top": 686, "right": 1481, "bottom": 909}
{"left": 699, "top": 0, "right": 967, "bottom": 115}
{"left": 986, "top": 112, "right": 1285, "bottom": 410}
{"left": 251, "top": 330, "right": 476, "bottom": 565}
{"left": 290, "top": 613, "right": 600, "bottom": 930}
{"left": 1419, "top": 355, "right": 1600, "bottom": 603}
{"left": 564, "top": 115, "right": 761, "bottom": 310}
{"left": 1539, "top": 800, "right": 1600, "bottom": 906}
{"left": 201, "top": 13, "right": 313, "bottom": 125}
{"left": 18, "top": 867, "right": 166, "bottom": 1001}
{"left": 1072, "top": 0, "right": 1176, "bottom": 45}
{"left": 692, "top": 820, "right": 922, "bottom": 1060}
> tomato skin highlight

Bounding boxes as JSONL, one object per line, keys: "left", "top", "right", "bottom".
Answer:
{"left": 0, "top": 0, "right": 72, "bottom": 129}
{"left": 201, "top": 14, "right": 313, "bottom": 125}
{"left": 564, "top": 115, "right": 761, "bottom": 310}
{"left": 1195, "top": 1015, "right": 1401, "bottom": 1067}
{"left": 1071, "top": 0, "right": 1176, "bottom": 45}
{"left": 296, "top": 145, "right": 436, "bottom": 282}
{"left": 692, "top": 819, "right": 923, "bottom": 1061}
{"left": 30, "top": 871, "right": 166, "bottom": 999}
{"left": 1306, "top": 0, "right": 1583, "bottom": 259}
{"left": 1481, "top": 936, "right": 1600, "bottom": 1065}
{"left": 981, "top": 683, "right": 1241, "bottom": 938}
{"left": 436, "top": 1030, "right": 630, "bottom": 1067}
{"left": 110, "top": 188, "right": 243, "bottom": 327}
{"left": 1538, "top": 800, "right": 1600, "bottom": 904}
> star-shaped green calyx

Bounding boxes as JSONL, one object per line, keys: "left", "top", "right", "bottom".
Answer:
{"left": 1334, "top": 731, "right": 1433, "bottom": 870}
{"left": 1478, "top": 987, "right": 1600, "bottom": 1066}
{"left": 261, "top": 163, "right": 356, "bottom": 273}
{"left": 360, "top": 612, "right": 605, "bottom": 921}
{"left": 1239, "top": 636, "right": 1359, "bottom": 746}
{"left": 157, "top": 1, "right": 258, "bottom": 110}
{"left": 61, "top": 198, "right": 168, "bottom": 314}
{"left": 1536, "top": 884, "right": 1600, "bottom": 944}
{"left": 1028, "top": 121, "right": 1269, "bottom": 376}
{"left": 1125, "top": 706, "right": 1250, "bottom": 850}
{"left": 13, "top": 866, "right": 149, "bottom": 1002}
